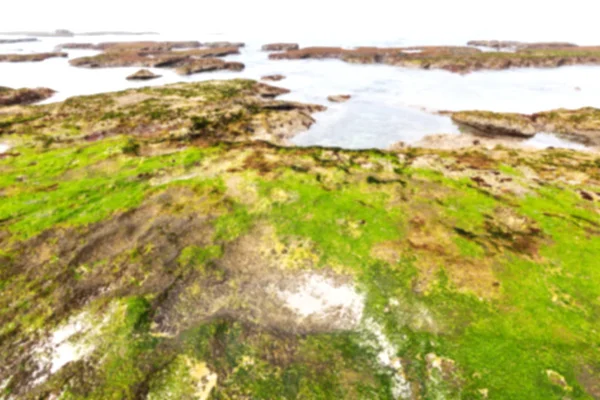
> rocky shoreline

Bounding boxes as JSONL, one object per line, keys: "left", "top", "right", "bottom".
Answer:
{"left": 61, "top": 41, "right": 246, "bottom": 76}
{"left": 451, "top": 108, "right": 600, "bottom": 145}
{"left": 270, "top": 44, "right": 600, "bottom": 73}
{"left": 0, "top": 79, "right": 599, "bottom": 399}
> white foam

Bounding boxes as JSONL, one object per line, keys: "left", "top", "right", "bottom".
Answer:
{"left": 0, "top": 144, "right": 10, "bottom": 154}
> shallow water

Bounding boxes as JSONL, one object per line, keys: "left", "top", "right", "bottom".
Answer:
{"left": 1, "top": 33, "right": 598, "bottom": 150}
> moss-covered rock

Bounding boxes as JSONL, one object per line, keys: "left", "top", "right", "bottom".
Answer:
{"left": 1, "top": 80, "right": 599, "bottom": 399}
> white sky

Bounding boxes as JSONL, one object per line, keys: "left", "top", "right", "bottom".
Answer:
{"left": 3, "top": 0, "right": 600, "bottom": 43}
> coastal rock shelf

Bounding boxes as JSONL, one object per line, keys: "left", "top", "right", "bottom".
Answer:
{"left": 0, "top": 80, "right": 324, "bottom": 145}
{"left": 64, "top": 41, "right": 246, "bottom": 76}
{"left": 452, "top": 108, "right": 600, "bottom": 145}
{"left": 0, "top": 80, "right": 599, "bottom": 398}
{"left": 270, "top": 45, "right": 600, "bottom": 73}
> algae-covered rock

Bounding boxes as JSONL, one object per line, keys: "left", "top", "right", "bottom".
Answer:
{"left": 0, "top": 79, "right": 599, "bottom": 399}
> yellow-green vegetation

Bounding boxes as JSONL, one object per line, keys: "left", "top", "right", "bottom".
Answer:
{"left": 1, "top": 81, "right": 600, "bottom": 399}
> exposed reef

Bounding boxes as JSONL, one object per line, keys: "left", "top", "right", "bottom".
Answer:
{"left": 67, "top": 42, "right": 243, "bottom": 74}
{"left": 270, "top": 45, "right": 600, "bottom": 73}
{"left": 1, "top": 76, "right": 599, "bottom": 399}
{"left": 0, "top": 79, "right": 323, "bottom": 145}
{"left": 452, "top": 108, "right": 600, "bottom": 145}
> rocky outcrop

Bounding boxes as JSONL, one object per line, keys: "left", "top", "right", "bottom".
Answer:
{"left": 270, "top": 45, "right": 600, "bottom": 73}
{"left": 452, "top": 111, "right": 537, "bottom": 138}
{"left": 327, "top": 94, "right": 351, "bottom": 103}
{"left": 452, "top": 108, "right": 600, "bottom": 144}
{"left": 262, "top": 43, "right": 300, "bottom": 52}
{"left": 0, "top": 52, "right": 68, "bottom": 62}
{"left": 0, "top": 87, "right": 55, "bottom": 106}
{"left": 0, "top": 38, "right": 38, "bottom": 44}
{"left": 126, "top": 69, "right": 161, "bottom": 80}
{"left": 0, "top": 77, "right": 599, "bottom": 398}
{"left": 261, "top": 74, "right": 286, "bottom": 81}
{"left": 175, "top": 59, "right": 245, "bottom": 75}
{"left": 69, "top": 45, "right": 240, "bottom": 69}
{"left": 0, "top": 80, "right": 319, "bottom": 145}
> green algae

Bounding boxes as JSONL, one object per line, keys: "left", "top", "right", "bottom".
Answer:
{"left": 1, "top": 83, "right": 600, "bottom": 399}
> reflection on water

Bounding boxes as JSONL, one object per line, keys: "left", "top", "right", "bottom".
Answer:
{"left": 1, "top": 33, "right": 599, "bottom": 150}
